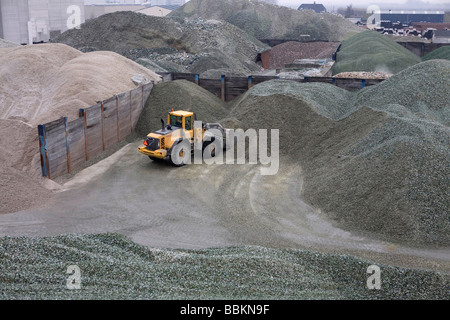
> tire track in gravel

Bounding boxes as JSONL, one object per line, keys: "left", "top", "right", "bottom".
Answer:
{"left": 0, "top": 142, "right": 448, "bottom": 271}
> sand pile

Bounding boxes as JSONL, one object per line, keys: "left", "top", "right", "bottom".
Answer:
{"left": 225, "top": 60, "right": 449, "bottom": 246}
{"left": 135, "top": 80, "right": 228, "bottom": 136}
{"left": 53, "top": 11, "right": 268, "bottom": 76}
{"left": 0, "top": 44, "right": 161, "bottom": 125}
{"left": 169, "top": 0, "right": 360, "bottom": 41}
{"left": 0, "top": 233, "right": 447, "bottom": 299}
{"left": 333, "top": 30, "right": 421, "bottom": 75}
{"left": 0, "top": 44, "right": 161, "bottom": 214}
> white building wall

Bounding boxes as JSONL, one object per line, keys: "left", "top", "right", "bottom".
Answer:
{"left": 27, "top": 0, "right": 50, "bottom": 43}
{"left": 0, "top": 0, "right": 30, "bottom": 44}
{"left": 0, "top": 0, "right": 85, "bottom": 44}
{"left": 0, "top": 3, "right": 3, "bottom": 38}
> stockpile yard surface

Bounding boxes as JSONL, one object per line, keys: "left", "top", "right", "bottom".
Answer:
{"left": 0, "top": 0, "right": 449, "bottom": 304}
{"left": 0, "top": 43, "right": 160, "bottom": 214}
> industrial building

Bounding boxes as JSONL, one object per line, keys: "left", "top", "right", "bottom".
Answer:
{"left": 380, "top": 10, "right": 445, "bottom": 25}
{"left": 0, "top": 0, "right": 85, "bottom": 45}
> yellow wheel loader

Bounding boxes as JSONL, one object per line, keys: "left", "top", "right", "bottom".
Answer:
{"left": 138, "top": 109, "right": 229, "bottom": 166}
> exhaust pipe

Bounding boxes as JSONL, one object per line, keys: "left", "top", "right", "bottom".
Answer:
{"left": 161, "top": 118, "right": 165, "bottom": 131}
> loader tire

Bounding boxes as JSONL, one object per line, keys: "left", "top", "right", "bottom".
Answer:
{"left": 169, "top": 140, "right": 191, "bottom": 167}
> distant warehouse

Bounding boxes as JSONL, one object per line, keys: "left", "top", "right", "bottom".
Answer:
{"left": 0, "top": 0, "right": 85, "bottom": 45}
{"left": 380, "top": 10, "right": 444, "bottom": 25}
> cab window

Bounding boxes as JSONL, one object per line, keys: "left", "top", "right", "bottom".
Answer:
{"left": 170, "top": 115, "right": 183, "bottom": 128}
{"left": 185, "top": 116, "right": 193, "bottom": 130}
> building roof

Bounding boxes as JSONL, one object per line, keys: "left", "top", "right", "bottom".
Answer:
{"left": 413, "top": 23, "right": 450, "bottom": 31}
{"left": 434, "top": 30, "right": 450, "bottom": 37}
{"left": 298, "top": 3, "right": 326, "bottom": 13}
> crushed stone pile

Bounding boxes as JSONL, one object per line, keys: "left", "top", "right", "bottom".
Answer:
{"left": 333, "top": 71, "right": 393, "bottom": 79}
{"left": 333, "top": 30, "right": 422, "bottom": 75}
{"left": 422, "top": 46, "right": 450, "bottom": 61}
{"left": 0, "top": 44, "right": 161, "bottom": 214}
{"left": 169, "top": 0, "right": 360, "bottom": 41}
{"left": 352, "top": 60, "right": 450, "bottom": 126}
{"left": 52, "top": 11, "right": 268, "bottom": 76}
{"left": 225, "top": 60, "right": 449, "bottom": 246}
{"left": 266, "top": 41, "right": 340, "bottom": 70}
{"left": 0, "top": 233, "right": 448, "bottom": 299}
{"left": 135, "top": 80, "right": 228, "bottom": 136}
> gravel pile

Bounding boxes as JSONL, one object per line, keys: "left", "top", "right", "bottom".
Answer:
{"left": 352, "top": 60, "right": 450, "bottom": 126}
{"left": 52, "top": 11, "right": 268, "bottom": 76}
{"left": 135, "top": 80, "right": 229, "bottom": 136}
{"left": 422, "top": 46, "right": 450, "bottom": 61}
{"left": 0, "top": 44, "right": 160, "bottom": 126}
{"left": 0, "top": 233, "right": 448, "bottom": 299}
{"left": 0, "top": 38, "right": 19, "bottom": 48}
{"left": 333, "top": 30, "right": 421, "bottom": 75}
{"left": 227, "top": 60, "right": 449, "bottom": 246}
{"left": 169, "top": 0, "right": 360, "bottom": 41}
{"left": 266, "top": 41, "right": 340, "bottom": 69}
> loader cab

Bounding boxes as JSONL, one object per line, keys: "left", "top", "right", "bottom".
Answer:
{"left": 167, "top": 110, "right": 194, "bottom": 131}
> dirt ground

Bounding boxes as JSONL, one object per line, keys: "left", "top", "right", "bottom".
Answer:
{"left": 0, "top": 141, "right": 448, "bottom": 274}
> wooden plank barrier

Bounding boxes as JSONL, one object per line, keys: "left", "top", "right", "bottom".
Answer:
{"left": 38, "top": 82, "right": 154, "bottom": 179}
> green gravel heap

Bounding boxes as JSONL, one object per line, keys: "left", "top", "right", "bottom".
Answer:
{"left": 227, "top": 60, "right": 449, "bottom": 246}
{"left": 0, "top": 234, "right": 448, "bottom": 299}
{"left": 333, "top": 30, "right": 422, "bottom": 75}
{"left": 422, "top": 46, "right": 450, "bottom": 61}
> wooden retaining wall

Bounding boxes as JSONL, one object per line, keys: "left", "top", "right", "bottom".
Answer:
{"left": 396, "top": 41, "right": 450, "bottom": 57}
{"left": 160, "top": 72, "right": 384, "bottom": 101}
{"left": 38, "top": 82, "right": 153, "bottom": 179}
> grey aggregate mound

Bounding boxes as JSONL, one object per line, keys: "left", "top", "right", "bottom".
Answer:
{"left": 135, "top": 80, "right": 229, "bottom": 136}
{"left": 0, "top": 234, "right": 448, "bottom": 300}
{"left": 226, "top": 60, "right": 449, "bottom": 246}
{"left": 333, "top": 30, "right": 421, "bottom": 75}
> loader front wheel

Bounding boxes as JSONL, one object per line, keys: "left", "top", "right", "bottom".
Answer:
{"left": 169, "top": 140, "right": 191, "bottom": 167}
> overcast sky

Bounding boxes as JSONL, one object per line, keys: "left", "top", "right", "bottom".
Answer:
{"left": 84, "top": 1, "right": 450, "bottom": 11}
{"left": 277, "top": 0, "right": 450, "bottom": 10}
